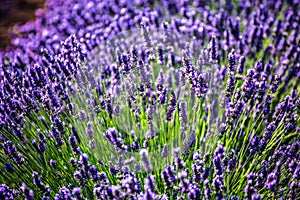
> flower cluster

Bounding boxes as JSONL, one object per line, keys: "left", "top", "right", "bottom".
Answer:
{"left": 0, "top": 0, "right": 300, "bottom": 199}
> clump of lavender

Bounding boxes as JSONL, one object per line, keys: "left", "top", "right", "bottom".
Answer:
{"left": 0, "top": 0, "right": 299, "bottom": 199}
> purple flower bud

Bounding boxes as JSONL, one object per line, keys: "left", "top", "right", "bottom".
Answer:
{"left": 0, "top": 184, "right": 15, "bottom": 199}
{"left": 212, "top": 175, "right": 224, "bottom": 199}
{"left": 72, "top": 187, "right": 81, "bottom": 197}
{"left": 145, "top": 175, "right": 156, "bottom": 195}
{"left": 219, "top": 123, "right": 227, "bottom": 134}
{"left": 245, "top": 173, "right": 260, "bottom": 199}
{"left": 209, "top": 35, "right": 218, "bottom": 62}
{"left": 179, "top": 101, "right": 188, "bottom": 125}
{"left": 188, "top": 182, "right": 202, "bottom": 199}
{"left": 79, "top": 153, "right": 89, "bottom": 165}
{"left": 156, "top": 70, "right": 164, "bottom": 92}
{"left": 263, "top": 122, "right": 277, "bottom": 140}
{"left": 182, "top": 131, "right": 196, "bottom": 155}
{"left": 161, "top": 144, "right": 169, "bottom": 158}
{"left": 228, "top": 49, "right": 236, "bottom": 71}
{"left": 166, "top": 89, "right": 177, "bottom": 121}
{"left": 32, "top": 171, "right": 48, "bottom": 194}
{"left": 20, "top": 183, "right": 34, "bottom": 200}
{"left": 104, "top": 127, "right": 128, "bottom": 151}
{"left": 265, "top": 170, "right": 278, "bottom": 191}
{"left": 269, "top": 75, "right": 281, "bottom": 93}
{"left": 69, "top": 136, "right": 80, "bottom": 155}
{"left": 55, "top": 187, "right": 71, "bottom": 200}
{"left": 238, "top": 55, "right": 246, "bottom": 74}
{"left": 225, "top": 73, "right": 235, "bottom": 103}
{"left": 50, "top": 159, "right": 57, "bottom": 169}
{"left": 161, "top": 165, "right": 177, "bottom": 189}
{"left": 140, "top": 21, "right": 152, "bottom": 49}
{"left": 4, "top": 162, "right": 14, "bottom": 174}
{"left": 159, "top": 87, "right": 168, "bottom": 105}
{"left": 140, "top": 149, "right": 151, "bottom": 172}
{"left": 204, "top": 183, "right": 212, "bottom": 199}
{"left": 157, "top": 43, "right": 164, "bottom": 65}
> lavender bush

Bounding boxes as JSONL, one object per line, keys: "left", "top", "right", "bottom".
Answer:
{"left": 0, "top": 0, "right": 299, "bottom": 199}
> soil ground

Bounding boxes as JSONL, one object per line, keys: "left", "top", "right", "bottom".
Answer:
{"left": 0, "top": 0, "right": 45, "bottom": 50}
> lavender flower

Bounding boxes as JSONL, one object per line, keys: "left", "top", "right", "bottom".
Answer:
{"left": 72, "top": 187, "right": 81, "bottom": 198}
{"left": 166, "top": 89, "right": 177, "bottom": 121}
{"left": 140, "top": 149, "right": 151, "bottom": 172}
{"left": 20, "top": 183, "right": 34, "bottom": 200}
{"left": 4, "top": 162, "right": 14, "bottom": 174}
{"left": 237, "top": 55, "right": 245, "bottom": 74}
{"left": 161, "top": 165, "right": 177, "bottom": 189}
{"left": 144, "top": 175, "right": 156, "bottom": 199}
{"left": 0, "top": 184, "right": 16, "bottom": 199}
{"left": 263, "top": 122, "right": 277, "bottom": 140}
{"left": 209, "top": 35, "right": 218, "bottom": 62}
{"left": 227, "top": 49, "right": 237, "bottom": 72}
{"left": 161, "top": 144, "right": 169, "bottom": 158}
{"left": 55, "top": 187, "right": 71, "bottom": 200}
{"left": 157, "top": 43, "right": 165, "bottom": 65}
{"left": 179, "top": 101, "right": 188, "bottom": 126}
{"left": 69, "top": 135, "right": 80, "bottom": 155}
{"left": 104, "top": 127, "right": 129, "bottom": 151}
{"left": 244, "top": 173, "right": 260, "bottom": 199}
{"left": 32, "top": 171, "right": 50, "bottom": 195}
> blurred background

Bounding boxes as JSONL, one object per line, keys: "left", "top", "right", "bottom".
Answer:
{"left": 0, "top": 0, "right": 45, "bottom": 49}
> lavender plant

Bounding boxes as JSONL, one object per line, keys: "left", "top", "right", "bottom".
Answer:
{"left": 0, "top": 0, "right": 300, "bottom": 199}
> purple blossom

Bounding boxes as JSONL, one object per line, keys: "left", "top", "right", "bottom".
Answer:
{"left": 3, "top": 140, "right": 25, "bottom": 165}
{"left": 20, "top": 183, "right": 34, "bottom": 200}
{"left": 179, "top": 101, "right": 188, "bottom": 126}
{"left": 237, "top": 55, "right": 245, "bottom": 74}
{"left": 269, "top": 75, "right": 281, "bottom": 93}
{"left": 140, "top": 149, "right": 151, "bottom": 172}
{"left": 69, "top": 135, "right": 80, "bottom": 155}
{"left": 0, "top": 184, "right": 16, "bottom": 199}
{"left": 204, "top": 179, "right": 212, "bottom": 199}
{"left": 244, "top": 173, "right": 260, "bottom": 199}
{"left": 227, "top": 49, "right": 237, "bottom": 72}
{"left": 188, "top": 182, "right": 202, "bottom": 199}
{"left": 72, "top": 187, "right": 81, "bottom": 198}
{"left": 213, "top": 144, "right": 225, "bottom": 176}
{"left": 50, "top": 159, "right": 57, "bottom": 169}
{"left": 165, "top": 89, "right": 177, "bottom": 121}
{"left": 212, "top": 175, "right": 224, "bottom": 199}
{"left": 265, "top": 170, "right": 279, "bottom": 191}
{"left": 263, "top": 122, "right": 277, "bottom": 140}
{"left": 182, "top": 131, "right": 196, "bottom": 155}
{"left": 32, "top": 171, "right": 50, "bottom": 195}
{"left": 161, "top": 144, "right": 169, "bottom": 158}
{"left": 161, "top": 165, "right": 177, "bottom": 189}
{"left": 55, "top": 187, "right": 71, "bottom": 200}
{"left": 144, "top": 175, "right": 156, "bottom": 199}
{"left": 4, "top": 162, "right": 14, "bottom": 174}
{"left": 173, "top": 148, "right": 186, "bottom": 170}
{"left": 192, "top": 151, "right": 204, "bottom": 183}
{"left": 104, "top": 127, "right": 129, "bottom": 151}
{"left": 209, "top": 35, "right": 218, "bottom": 62}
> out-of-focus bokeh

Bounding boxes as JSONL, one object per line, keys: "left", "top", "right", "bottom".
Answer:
{"left": 0, "top": 0, "right": 45, "bottom": 49}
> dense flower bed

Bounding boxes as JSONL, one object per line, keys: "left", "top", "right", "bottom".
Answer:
{"left": 0, "top": 0, "right": 299, "bottom": 199}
